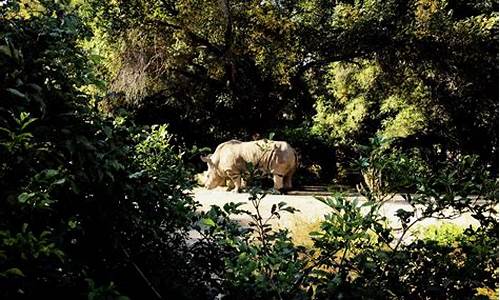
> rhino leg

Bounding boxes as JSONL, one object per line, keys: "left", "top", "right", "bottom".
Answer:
{"left": 231, "top": 176, "right": 242, "bottom": 193}
{"left": 284, "top": 174, "right": 293, "bottom": 190}
{"left": 226, "top": 171, "right": 242, "bottom": 193}
{"left": 273, "top": 175, "right": 284, "bottom": 192}
{"left": 225, "top": 179, "right": 235, "bottom": 191}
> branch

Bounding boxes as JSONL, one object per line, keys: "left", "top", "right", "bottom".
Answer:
{"left": 120, "top": 244, "right": 163, "bottom": 300}
{"left": 144, "top": 18, "right": 225, "bottom": 57}
{"left": 184, "top": 30, "right": 224, "bottom": 56}
{"left": 217, "top": 0, "right": 238, "bottom": 85}
{"left": 294, "top": 56, "right": 363, "bottom": 78}
{"left": 218, "top": 0, "right": 233, "bottom": 52}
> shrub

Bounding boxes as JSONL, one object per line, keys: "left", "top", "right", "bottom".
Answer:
{"left": 275, "top": 125, "right": 337, "bottom": 185}
{"left": 353, "top": 135, "right": 431, "bottom": 197}
{"left": 413, "top": 222, "right": 466, "bottom": 246}
{"left": 303, "top": 148, "right": 499, "bottom": 299}
{"left": 0, "top": 3, "right": 218, "bottom": 299}
{"left": 195, "top": 187, "right": 307, "bottom": 300}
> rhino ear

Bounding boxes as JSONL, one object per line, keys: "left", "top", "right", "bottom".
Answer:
{"left": 200, "top": 155, "right": 212, "bottom": 164}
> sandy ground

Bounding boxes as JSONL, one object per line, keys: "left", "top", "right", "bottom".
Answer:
{"left": 192, "top": 187, "right": 488, "bottom": 233}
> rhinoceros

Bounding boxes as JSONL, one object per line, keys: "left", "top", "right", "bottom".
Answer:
{"left": 201, "top": 139, "right": 298, "bottom": 192}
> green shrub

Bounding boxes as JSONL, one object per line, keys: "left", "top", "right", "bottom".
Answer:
{"left": 304, "top": 148, "right": 499, "bottom": 299}
{"left": 1, "top": 1, "right": 497, "bottom": 299}
{"left": 195, "top": 187, "right": 307, "bottom": 300}
{"left": 353, "top": 136, "right": 431, "bottom": 197}
{"left": 276, "top": 125, "right": 337, "bottom": 185}
{"left": 414, "top": 223, "right": 466, "bottom": 246}
{"left": 0, "top": 3, "right": 218, "bottom": 299}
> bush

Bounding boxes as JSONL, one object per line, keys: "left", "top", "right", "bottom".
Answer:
{"left": 275, "top": 125, "right": 337, "bottom": 185}
{"left": 0, "top": 3, "right": 220, "bottom": 299}
{"left": 194, "top": 187, "right": 307, "bottom": 300}
{"left": 353, "top": 135, "right": 431, "bottom": 197}
{"left": 414, "top": 222, "right": 466, "bottom": 246}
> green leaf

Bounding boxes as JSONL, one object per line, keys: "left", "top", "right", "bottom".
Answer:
{"left": 0, "top": 45, "right": 12, "bottom": 57}
{"left": 53, "top": 179, "right": 66, "bottom": 185}
{"left": 282, "top": 207, "right": 299, "bottom": 213}
{"left": 361, "top": 201, "right": 375, "bottom": 207}
{"left": 129, "top": 170, "right": 146, "bottom": 179}
{"left": 45, "top": 169, "right": 59, "bottom": 178}
{"left": 5, "top": 268, "right": 25, "bottom": 277}
{"left": 68, "top": 220, "right": 77, "bottom": 229}
{"left": 18, "top": 192, "right": 35, "bottom": 203}
{"left": 26, "top": 83, "right": 42, "bottom": 93}
{"left": 103, "top": 126, "right": 112, "bottom": 137}
{"left": 20, "top": 117, "right": 38, "bottom": 131}
{"left": 77, "top": 136, "right": 97, "bottom": 151}
{"left": 0, "top": 127, "right": 12, "bottom": 136}
{"left": 309, "top": 231, "right": 323, "bottom": 237}
{"left": 201, "top": 218, "right": 216, "bottom": 227}
{"left": 89, "top": 54, "right": 104, "bottom": 63}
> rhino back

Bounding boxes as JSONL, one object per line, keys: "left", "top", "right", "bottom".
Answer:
{"left": 214, "top": 140, "right": 268, "bottom": 173}
{"left": 240, "top": 140, "right": 297, "bottom": 173}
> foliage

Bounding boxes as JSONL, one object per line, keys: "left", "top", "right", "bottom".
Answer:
{"left": 1, "top": 0, "right": 498, "bottom": 299}
{"left": 275, "top": 125, "right": 337, "bottom": 185}
{"left": 301, "top": 150, "right": 498, "bottom": 299}
{"left": 0, "top": 2, "right": 220, "bottom": 299}
{"left": 72, "top": 0, "right": 499, "bottom": 179}
{"left": 353, "top": 135, "right": 430, "bottom": 196}
{"left": 309, "top": 0, "right": 498, "bottom": 171}
{"left": 414, "top": 222, "right": 467, "bottom": 246}
{"left": 196, "top": 187, "right": 307, "bottom": 300}
{"left": 78, "top": 0, "right": 314, "bottom": 148}
{"left": 312, "top": 60, "right": 430, "bottom": 144}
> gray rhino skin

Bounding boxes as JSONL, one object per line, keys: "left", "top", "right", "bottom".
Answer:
{"left": 201, "top": 139, "right": 298, "bottom": 192}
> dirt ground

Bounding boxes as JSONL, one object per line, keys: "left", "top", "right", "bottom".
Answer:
{"left": 192, "top": 187, "right": 486, "bottom": 232}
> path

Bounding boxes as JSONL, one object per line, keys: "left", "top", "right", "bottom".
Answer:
{"left": 192, "top": 187, "right": 485, "bottom": 231}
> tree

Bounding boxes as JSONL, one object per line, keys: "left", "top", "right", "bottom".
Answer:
{"left": 79, "top": 0, "right": 498, "bottom": 178}
{"left": 308, "top": 0, "right": 498, "bottom": 172}
{"left": 79, "top": 0, "right": 315, "bottom": 147}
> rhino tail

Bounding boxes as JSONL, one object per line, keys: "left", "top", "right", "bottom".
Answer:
{"left": 294, "top": 149, "right": 299, "bottom": 169}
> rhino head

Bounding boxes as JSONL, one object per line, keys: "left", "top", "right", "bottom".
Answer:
{"left": 200, "top": 155, "right": 225, "bottom": 189}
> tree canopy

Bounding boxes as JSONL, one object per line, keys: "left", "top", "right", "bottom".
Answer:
{"left": 74, "top": 0, "right": 499, "bottom": 174}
